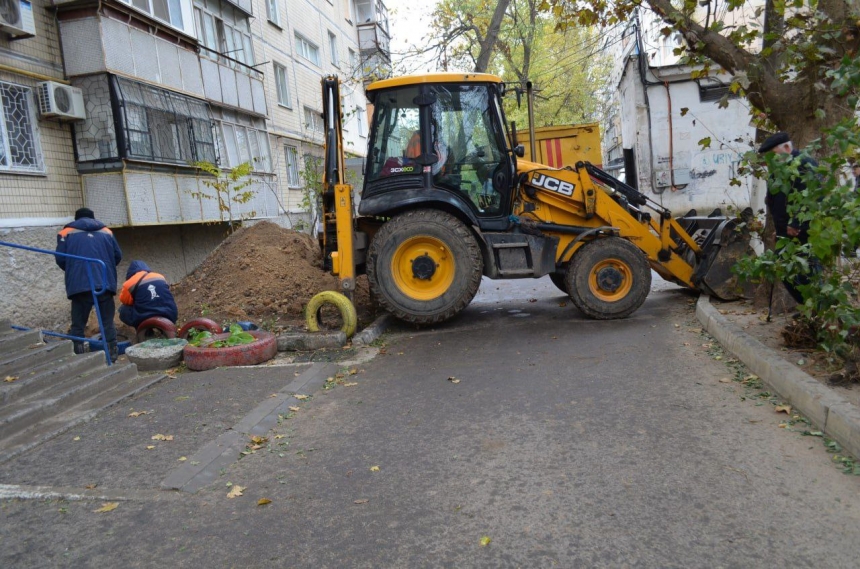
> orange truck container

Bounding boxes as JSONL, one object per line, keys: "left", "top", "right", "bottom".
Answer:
{"left": 518, "top": 123, "right": 602, "bottom": 169}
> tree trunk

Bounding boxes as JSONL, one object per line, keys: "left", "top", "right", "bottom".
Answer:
{"left": 474, "top": 0, "right": 512, "bottom": 73}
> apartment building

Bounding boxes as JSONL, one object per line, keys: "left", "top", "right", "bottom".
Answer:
{"left": 0, "top": 0, "right": 390, "bottom": 329}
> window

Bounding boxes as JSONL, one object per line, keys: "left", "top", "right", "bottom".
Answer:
{"left": 193, "top": 6, "right": 255, "bottom": 69}
{"left": 366, "top": 83, "right": 506, "bottom": 215}
{"left": 348, "top": 48, "right": 358, "bottom": 72}
{"left": 266, "top": 0, "right": 280, "bottom": 26}
{"left": 0, "top": 81, "right": 44, "bottom": 174}
{"left": 285, "top": 145, "right": 300, "bottom": 187}
{"left": 328, "top": 32, "right": 339, "bottom": 67}
{"left": 303, "top": 107, "right": 324, "bottom": 133}
{"left": 120, "top": 0, "right": 194, "bottom": 37}
{"left": 355, "top": 105, "right": 365, "bottom": 137}
{"left": 274, "top": 63, "right": 291, "bottom": 108}
{"left": 216, "top": 121, "right": 272, "bottom": 172}
{"left": 113, "top": 76, "right": 215, "bottom": 165}
{"left": 295, "top": 34, "right": 320, "bottom": 66}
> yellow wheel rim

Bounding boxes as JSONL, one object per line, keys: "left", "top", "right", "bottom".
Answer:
{"left": 391, "top": 235, "right": 455, "bottom": 300}
{"left": 588, "top": 258, "right": 633, "bottom": 302}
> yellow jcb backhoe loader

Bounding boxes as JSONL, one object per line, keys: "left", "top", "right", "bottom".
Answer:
{"left": 318, "top": 73, "right": 750, "bottom": 325}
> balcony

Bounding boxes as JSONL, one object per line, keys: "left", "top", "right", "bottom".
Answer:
{"left": 58, "top": 14, "right": 267, "bottom": 117}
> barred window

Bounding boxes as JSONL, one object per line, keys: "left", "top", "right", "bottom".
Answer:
{"left": 0, "top": 81, "right": 44, "bottom": 174}
{"left": 113, "top": 76, "right": 216, "bottom": 165}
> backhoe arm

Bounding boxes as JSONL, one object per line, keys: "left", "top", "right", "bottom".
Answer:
{"left": 321, "top": 76, "right": 356, "bottom": 298}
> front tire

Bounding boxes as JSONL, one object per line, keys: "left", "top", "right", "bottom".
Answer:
{"left": 367, "top": 209, "right": 483, "bottom": 325}
{"left": 566, "top": 237, "right": 651, "bottom": 319}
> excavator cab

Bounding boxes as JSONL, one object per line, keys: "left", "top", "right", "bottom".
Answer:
{"left": 360, "top": 74, "right": 516, "bottom": 228}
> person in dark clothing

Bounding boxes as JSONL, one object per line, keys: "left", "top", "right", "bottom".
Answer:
{"left": 759, "top": 132, "right": 820, "bottom": 305}
{"left": 56, "top": 208, "right": 123, "bottom": 360}
{"left": 119, "top": 260, "right": 178, "bottom": 329}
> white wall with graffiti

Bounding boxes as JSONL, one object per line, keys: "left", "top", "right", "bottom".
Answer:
{"left": 617, "top": 59, "right": 766, "bottom": 217}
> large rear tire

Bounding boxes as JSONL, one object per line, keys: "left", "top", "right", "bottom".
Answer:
{"left": 367, "top": 209, "right": 483, "bottom": 325}
{"left": 566, "top": 237, "right": 651, "bottom": 319}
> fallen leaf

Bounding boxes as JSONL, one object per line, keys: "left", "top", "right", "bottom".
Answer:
{"left": 370, "top": 465, "right": 380, "bottom": 472}
{"left": 288, "top": 406, "right": 300, "bottom": 412}
{"left": 294, "top": 394, "right": 309, "bottom": 401}
{"left": 748, "top": 419, "right": 762, "bottom": 424}
{"left": 250, "top": 435, "right": 268, "bottom": 445}
{"left": 257, "top": 498, "right": 272, "bottom": 506}
{"left": 128, "top": 410, "right": 150, "bottom": 418}
{"left": 447, "top": 376, "right": 460, "bottom": 384}
{"left": 250, "top": 444, "right": 263, "bottom": 451}
{"left": 93, "top": 502, "right": 119, "bottom": 513}
{"left": 775, "top": 405, "right": 792, "bottom": 414}
{"left": 274, "top": 434, "right": 286, "bottom": 439}
{"left": 85, "top": 483, "right": 98, "bottom": 489}
{"left": 227, "top": 485, "right": 245, "bottom": 498}
{"left": 719, "top": 378, "right": 732, "bottom": 384}
{"left": 778, "top": 423, "right": 788, "bottom": 428}
{"left": 73, "top": 436, "right": 81, "bottom": 441}
{"left": 146, "top": 445, "right": 156, "bottom": 450}
{"left": 178, "top": 456, "right": 187, "bottom": 462}
{"left": 151, "top": 434, "right": 174, "bottom": 441}
{"left": 348, "top": 368, "right": 358, "bottom": 375}
{"left": 268, "top": 393, "right": 278, "bottom": 398}
{"left": 343, "top": 382, "right": 358, "bottom": 387}
{"left": 4, "top": 375, "right": 18, "bottom": 383}
{"left": 480, "top": 536, "right": 492, "bottom": 547}
{"left": 174, "top": 396, "right": 190, "bottom": 402}
{"left": 354, "top": 499, "right": 369, "bottom": 504}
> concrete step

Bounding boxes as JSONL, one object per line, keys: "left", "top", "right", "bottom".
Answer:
{"left": 0, "top": 329, "right": 44, "bottom": 358}
{"left": 0, "top": 363, "right": 138, "bottom": 443}
{"left": 0, "top": 340, "right": 72, "bottom": 378}
{"left": 0, "top": 351, "right": 105, "bottom": 404}
{"left": 0, "top": 366, "right": 164, "bottom": 463}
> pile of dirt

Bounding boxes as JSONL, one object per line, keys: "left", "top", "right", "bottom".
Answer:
{"left": 171, "top": 222, "right": 373, "bottom": 332}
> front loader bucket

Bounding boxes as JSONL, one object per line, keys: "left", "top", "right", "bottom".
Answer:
{"left": 677, "top": 210, "right": 754, "bottom": 301}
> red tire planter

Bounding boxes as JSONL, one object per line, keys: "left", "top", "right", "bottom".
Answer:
{"left": 136, "top": 317, "right": 177, "bottom": 343}
{"left": 183, "top": 330, "right": 277, "bottom": 371}
{"left": 177, "top": 318, "right": 223, "bottom": 340}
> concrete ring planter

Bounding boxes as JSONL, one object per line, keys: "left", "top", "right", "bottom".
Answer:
{"left": 136, "top": 317, "right": 177, "bottom": 343}
{"left": 177, "top": 318, "right": 223, "bottom": 339}
{"left": 183, "top": 330, "right": 277, "bottom": 371}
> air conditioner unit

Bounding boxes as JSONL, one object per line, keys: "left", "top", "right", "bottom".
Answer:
{"left": 37, "top": 82, "right": 86, "bottom": 121}
{"left": 0, "top": 0, "right": 36, "bottom": 38}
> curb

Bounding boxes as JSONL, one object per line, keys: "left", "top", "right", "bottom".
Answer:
{"left": 696, "top": 295, "right": 860, "bottom": 460}
{"left": 275, "top": 312, "right": 392, "bottom": 351}
{"left": 352, "top": 313, "right": 393, "bottom": 347}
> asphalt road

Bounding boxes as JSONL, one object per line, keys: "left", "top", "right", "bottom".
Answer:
{"left": 2, "top": 276, "right": 860, "bottom": 568}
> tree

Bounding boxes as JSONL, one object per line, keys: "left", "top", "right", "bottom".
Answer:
{"left": 546, "top": 0, "right": 860, "bottom": 147}
{"left": 190, "top": 161, "right": 256, "bottom": 233}
{"left": 422, "top": 0, "right": 611, "bottom": 126}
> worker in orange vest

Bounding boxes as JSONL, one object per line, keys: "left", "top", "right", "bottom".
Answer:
{"left": 118, "top": 260, "right": 178, "bottom": 329}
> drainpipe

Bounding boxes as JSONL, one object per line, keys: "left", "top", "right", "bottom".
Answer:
{"left": 663, "top": 81, "right": 676, "bottom": 191}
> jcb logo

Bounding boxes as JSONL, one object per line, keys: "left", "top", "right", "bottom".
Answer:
{"left": 531, "top": 173, "right": 574, "bottom": 196}
{"left": 391, "top": 166, "right": 415, "bottom": 173}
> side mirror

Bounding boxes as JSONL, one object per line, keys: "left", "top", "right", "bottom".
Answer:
{"left": 514, "top": 145, "right": 525, "bottom": 158}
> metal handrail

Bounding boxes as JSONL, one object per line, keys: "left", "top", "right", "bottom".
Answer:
{"left": 0, "top": 240, "right": 114, "bottom": 365}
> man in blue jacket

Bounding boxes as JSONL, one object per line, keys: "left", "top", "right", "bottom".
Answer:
{"left": 56, "top": 208, "right": 123, "bottom": 360}
{"left": 118, "top": 260, "right": 178, "bottom": 329}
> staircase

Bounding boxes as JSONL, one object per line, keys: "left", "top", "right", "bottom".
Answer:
{"left": 0, "top": 320, "right": 163, "bottom": 463}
